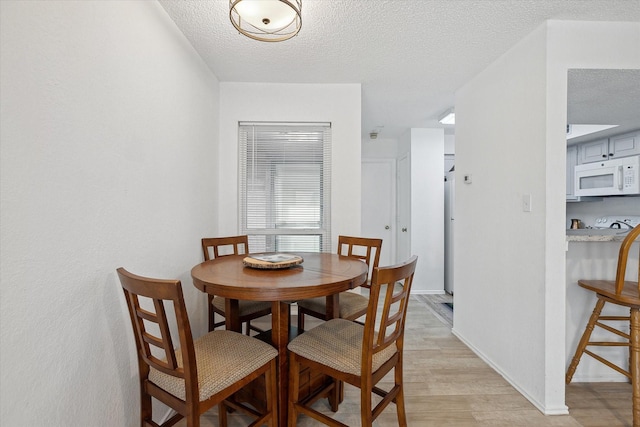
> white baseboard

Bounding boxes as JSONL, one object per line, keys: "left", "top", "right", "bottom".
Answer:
{"left": 451, "top": 328, "right": 569, "bottom": 416}
{"left": 571, "top": 373, "right": 627, "bottom": 382}
{"left": 411, "top": 289, "right": 446, "bottom": 295}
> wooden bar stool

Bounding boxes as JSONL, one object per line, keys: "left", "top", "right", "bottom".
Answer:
{"left": 566, "top": 224, "right": 640, "bottom": 425}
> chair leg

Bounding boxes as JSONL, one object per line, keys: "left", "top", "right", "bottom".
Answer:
{"left": 329, "top": 379, "right": 339, "bottom": 412}
{"left": 630, "top": 308, "right": 640, "bottom": 427}
{"left": 360, "top": 382, "right": 373, "bottom": 427}
{"left": 185, "top": 410, "right": 199, "bottom": 427}
{"left": 288, "top": 353, "right": 301, "bottom": 427}
{"left": 208, "top": 296, "right": 216, "bottom": 332}
{"left": 566, "top": 298, "right": 606, "bottom": 383}
{"left": 245, "top": 320, "right": 251, "bottom": 335}
{"left": 297, "top": 309, "right": 305, "bottom": 332}
{"left": 267, "top": 359, "right": 278, "bottom": 427}
{"left": 395, "top": 363, "right": 407, "bottom": 427}
{"left": 218, "top": 402, "right": 228, "bottom": 427}
{"left": 140, "top": 390, "right": 152, "bottom": 427}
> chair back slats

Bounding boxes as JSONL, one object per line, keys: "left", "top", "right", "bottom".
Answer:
{"left": 201, "top": 235, "right": 272, "bottom": 334}
{"left": 154, "top": 299, "right": 181, "bottom": 371}
{"left": 136, "top": 306, "right": 159, "bottom": 322}
{"left": 141, "top": 330, "right": 166, "bottom": 352}
{"left": 337, "top": 235, "right": 383, "bottom": 287}
{"left": 202, "top": 235, "right": 249, "bottom": 261}
{"left": 614, "top": 225, "right": 640, "bottom": 295}
{"left": 118, "top": 268, "right": 195, "bottom": 381}
{"left": 132, "top": 305, "right": 179, "bottom": 370}
{"left": 364, "top": 256, "right": 418, "bottom": 361}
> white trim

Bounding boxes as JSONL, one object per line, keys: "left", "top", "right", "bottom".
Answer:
{"left": 411, "top": 289, "right": 446, "bottom": 295}
{"left": 452, "top": 329, "right": 570, "bottom": 416}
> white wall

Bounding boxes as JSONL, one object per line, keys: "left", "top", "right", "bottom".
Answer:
{"left": 454, "top": 20, "right": 640, "bottom": 415}
{"left": 546, "top": 21, "right": 640, "bottom": 387}
{"left": 455, "top": 22, "right": 551, "bottom": 412}
{"left": 0, "top": 2, "right": 219, "bottom": 425}
{"left": 444, "top": 134, "right": 455, "bottom": 155}
{"left": 218, "top": 83, "right": 362, "bottom": 248}
{"left": 361, "top": 137, "right": 398, "bottom": 158}
{"left": 398, "top": 128, "right": 445, "bottom": 293}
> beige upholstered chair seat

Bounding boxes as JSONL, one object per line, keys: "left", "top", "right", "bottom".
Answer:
{"left": 297, "top": 292, "right": 369, "bottom": 321}
{"left": 150, "top": 330, "right": 277, "bottom": 401}
{"left": 288, "top": 318, "right": 396, "bottom": 376}
{"left": 211, "top": 297, "right": 272, "bottom": 317}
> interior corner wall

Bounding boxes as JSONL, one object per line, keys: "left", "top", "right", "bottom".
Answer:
{"left": 454, "top": 20, "right": 640, "bottom": 416}
{"left": 0, "top": 1, "right": 219, "bottom": 425}
{"left": 218, "top": 83, "right": 362, "bottom": 249}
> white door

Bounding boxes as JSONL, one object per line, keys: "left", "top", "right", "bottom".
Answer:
{"left": 397, "top": 154, "right": 411, "bottom": 263}
{"left": 362, "top": 159, "right": 395, "bottom": 267}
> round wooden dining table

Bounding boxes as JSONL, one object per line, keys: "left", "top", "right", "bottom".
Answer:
{"left": 191, "top": 252, "right": 368, "bottom": 427}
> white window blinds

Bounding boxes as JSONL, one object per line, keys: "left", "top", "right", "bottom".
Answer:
{"left": 239, "top": 122, "right": 331, "bottom": 253}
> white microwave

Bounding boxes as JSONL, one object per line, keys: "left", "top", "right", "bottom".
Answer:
{"left": 575, "top": 155, "right": 640, "bottom": 196}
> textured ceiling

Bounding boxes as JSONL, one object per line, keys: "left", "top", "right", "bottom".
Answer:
{"left": 568, "top": 69, "right": 640, "bottom": 144}
{"left": 158, "top": 0, "right": 640, "bottom": 140}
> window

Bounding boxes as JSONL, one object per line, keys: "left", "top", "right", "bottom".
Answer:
{"left": 239, "top": 122, "right": 331, "bottom": 253}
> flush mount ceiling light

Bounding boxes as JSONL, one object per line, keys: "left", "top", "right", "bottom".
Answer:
{"left": 230, "top": 0, "right": 302, "bottom": 42}
{"left": 438, "top": 108, "right": 455, "bottom": 125}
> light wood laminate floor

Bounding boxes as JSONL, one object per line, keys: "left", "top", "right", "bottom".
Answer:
{"left": 174, "top": 296, "right": 632, "bottom": 426}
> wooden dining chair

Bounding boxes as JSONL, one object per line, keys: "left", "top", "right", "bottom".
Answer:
{"left": 202, "top": 236, "right": 272, "bottom": 334}
{"left": 296, "top": 235, "right": 382, "bottom": 331}
{"left": 565, "top": 224, "right": 640, "bottom": 425}
{"left": 287, "top": 255, "right": 418, "bottom": 427}
{"left": 117, "top": 268, "right": 278, "bottom": 427}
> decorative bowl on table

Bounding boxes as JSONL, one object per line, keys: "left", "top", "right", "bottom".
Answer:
{"left": 242, "top": 253, "right": 304, "bottom": 269}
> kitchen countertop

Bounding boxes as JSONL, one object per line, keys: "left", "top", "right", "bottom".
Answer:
{"left": 566, "top": 229, "right": 631, "bottom": 242}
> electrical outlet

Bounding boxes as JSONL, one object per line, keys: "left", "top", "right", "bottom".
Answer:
{"left": 463, "top": 174, "right": 472, "bottom": 184}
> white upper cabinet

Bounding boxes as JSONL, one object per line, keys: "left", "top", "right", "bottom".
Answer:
{"left": 578, "top": 138, "right": 609, "bottom": 163}
{"left": 578, "top": 131, "right": 640, "bottom": 164}
{"left": 609, "top": 131, "right": 640, "bottom": 158}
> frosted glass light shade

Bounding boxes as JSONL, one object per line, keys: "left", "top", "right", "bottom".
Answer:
{"left": 230, "top": 0, "right": 302, "bottom": 42}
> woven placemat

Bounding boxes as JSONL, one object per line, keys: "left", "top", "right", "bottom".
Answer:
{"left": 242, "top": 253, "right": 304, "bottom": 269}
